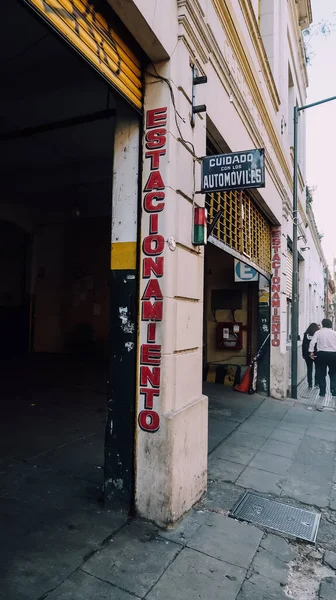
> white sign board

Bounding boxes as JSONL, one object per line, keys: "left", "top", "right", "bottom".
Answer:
{"left": 234, "top": 260, "right": 259, "bottom": 282}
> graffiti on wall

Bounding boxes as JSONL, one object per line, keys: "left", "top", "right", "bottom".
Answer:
{"left": 271, "top": 228, "right": 281, "bottom": 347}
{"left": 138, "top": 107, "right": 167, "bottom": 433}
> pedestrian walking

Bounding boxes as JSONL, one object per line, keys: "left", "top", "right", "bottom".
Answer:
{"left": 309, "top": 319, "right": 336, "bottom": 397}
{"left": 302, "top": 322, "right": 319, "bottom": 388}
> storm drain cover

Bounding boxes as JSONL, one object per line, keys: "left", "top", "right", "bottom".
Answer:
{"left": 230, "top": 492, "right": 321, "bottom": 543}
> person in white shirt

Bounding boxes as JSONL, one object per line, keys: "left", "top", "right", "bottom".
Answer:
{"left": 309, "top": 319, "right": 336, "bottom": 397}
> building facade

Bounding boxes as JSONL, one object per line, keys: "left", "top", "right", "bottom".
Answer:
{"left": 3, "top": 0, "right": 325, "bottom": 529}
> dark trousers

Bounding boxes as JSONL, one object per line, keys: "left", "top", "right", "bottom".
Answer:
{"left": 317, "top": 351, "right": 336, "bottom": 395}
{"left": 304, "top": 357, "right": 315, "bottom": 387}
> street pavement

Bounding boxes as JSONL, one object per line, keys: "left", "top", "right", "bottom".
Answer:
{"left": 3, "top": 386, "right": 336, "bottom": 599}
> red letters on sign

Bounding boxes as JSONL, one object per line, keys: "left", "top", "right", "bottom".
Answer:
{"left": 142, "top": 301, "right": 163, "bottom": 321}
{"left": 142, "top": 279, "right": 163, "bottom": 300}
{"left": 138, "top": 409, "right": 160, "bottom": 432}
{"left": 145, "top": 129, "right": 167, "bottom": 149}
{"left": 271, "top": 228, "right": 282, "bottom": 347}
{"left": 143, "top": 235, "right": 165, "bottom": 256}
{"left": 146, "top": 107, "right": 167, "bottom": 129}
{"left": 145, "top": 149, "right": 166, "bottom": 170}
{"left": 144, "top": 192, "right": 165, "bottom": 213}
{"left": 143, "top": 257, "right": 164, "bottom": 278}
{"left": 144, "top": 171, "right": 165, "bottom": 192}
{"left": 138, "top": 108, "right": 168, "bottom": 433}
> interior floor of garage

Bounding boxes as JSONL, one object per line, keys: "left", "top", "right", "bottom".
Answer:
{"left": 0, "top": 380, "right": 264, "bottom": 599}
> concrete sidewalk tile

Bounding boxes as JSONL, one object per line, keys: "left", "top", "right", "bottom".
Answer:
{"left": 239, "top": 420, "right": 277, "bottom": 438}
{"left": 317, "top": 518, "right": 336, "bottom": 549}
{"left": 249, "top": 452, "right": 293, "bottom": 475}
{"left": 306, "top": 427, "right": 336, "bottom": 442}
{"left": 237, "top": 572, "right": 288, "bottom": 600}
{"left": 260, "top": 534, "right": 296, "bottom": 563}
{"left": 252, "top": 548, "right": 289, "bottom": 585}
{"left": 146, "top": 547, "right": 246, "bottom": 600}
{"left": 311, "top": 419, "right": 336, "bottom": 432}
{"left": 208, "top": 457, "right": 245, "bottom": 482}
{"left": 244, "top": 416, "right": 281, "bottom": 429}
{"left": 236, "top": 466, "right": 283, "bottom": 495}
{"left": 198, "top": 481, "right": 243, "bottom": 513}
{"left": 260, "top": 439, "right": 299, "bottom": 459}
{"left": 293, "top": 451, "right": 334, "bottom": 473}
{"left": 280, "top": 478, "right": 330, "bottom": 508}
{"left": 208, "top": 417, "right": 239, "bottom": 453}
{"left": 157, "top": 510, "right": 207, "bottom": 546}
{"left": 224, "top": 431, "right": 267, "bottom": 450}
{"left": 323, "top": 550, "right": 336, "bottom": 570}
{"left": 295, "top": 436, "right": 334, "bottom": 458}
{"left": 82, "top": 521, "right": 180, "bottom": 597}
{"left": 277, "top": 422, "right": 308, "bottom": 434}
{"left": 288, "top": 461, "right": 333, "bottom": 485}
{"left": 269, "top": 428, "right": 304, "bottom": 445}
{"left": 283, "top": 405, "right": 314, "bottom": 419}
{"left": 46, "top": 571, "right": 139, "bottom": 600}
{"left": 187, "top": 512, "right": 263, "bottom": 569}
{"left": 319, "top": 577, "right": 336, "bottom": 600}
{"left": 211, "top": 443, "right": 257, "bottom": 465}
{"left": 254, "top": 401, "right": 293, "bottom": 420}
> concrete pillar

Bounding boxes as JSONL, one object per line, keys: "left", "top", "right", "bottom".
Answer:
{"left": 104, "top": 103, "right": 140, "bottom": 510}
{"left": 135, "top": 54, "right": 208, "bottom": 526}
{"left": 270, "top": 226, "right": 288, "bottom": 398}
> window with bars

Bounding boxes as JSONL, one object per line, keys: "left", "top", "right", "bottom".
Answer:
{"left": 205, "top": 189, "right": 271, "bottom": 273}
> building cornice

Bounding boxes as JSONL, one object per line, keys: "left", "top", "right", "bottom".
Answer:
{"left": 297, "top": 0, "right": 313, "bottom": 30}
{"left": 211, "top": 0, "right": 294, "bottom": 191}
{"left": 238, "top": 0, "right": 280, "bottom": 112}
{"left": 177, "top": 0, "right": 211, "bottom": 64}
{"left": 307, "top": 202, "right": 326, "bottom": 264}
{"left": 288, "top": 0, "right": 309, "bottom": 90}
{"left": 177, "top": 0, "right": 308, "bottom": 222}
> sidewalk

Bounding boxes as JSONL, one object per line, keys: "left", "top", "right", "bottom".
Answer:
{"left": 3, "top": 388, "right": 336, "bottom": 599}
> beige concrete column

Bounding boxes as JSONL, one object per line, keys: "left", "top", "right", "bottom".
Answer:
{"left": 270, "top": 225, "right": 288, "bottom": 398}
{"left": 135, "top": 54, "right": 208, "bottom": 526}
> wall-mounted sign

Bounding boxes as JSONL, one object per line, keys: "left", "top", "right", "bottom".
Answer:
{"left": 234, "top": 260, "right": 259, "bottom": 282}
{"left": 201, "top": 149, "right": 265, "bottom": 193}
{"left": 271, "top": 228, "right": 281, "bottom": 347}
{"left": 138, "top": 106, "right": 168, "bottom": 433}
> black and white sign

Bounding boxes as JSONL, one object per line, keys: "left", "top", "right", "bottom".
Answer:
{"left": 201, "top": 148, "right": 265, "bottom": 193}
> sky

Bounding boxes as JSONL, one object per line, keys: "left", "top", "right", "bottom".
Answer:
{"left": 305, "top": 0, "right": 336, "bottom": 272}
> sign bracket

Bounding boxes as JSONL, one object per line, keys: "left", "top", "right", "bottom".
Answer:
{"left": 191, "top": 65, "right": 207, "bottom": 128}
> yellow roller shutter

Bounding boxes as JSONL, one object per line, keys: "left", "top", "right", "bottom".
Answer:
{"left": 24, "top": 0, "right": 143, "bottom": 110}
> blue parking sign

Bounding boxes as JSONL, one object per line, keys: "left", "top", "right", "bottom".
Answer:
{"left": 234, "top": 260, "right": 259, "bottom": 282}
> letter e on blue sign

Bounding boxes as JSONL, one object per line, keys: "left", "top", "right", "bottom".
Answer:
{"left": 234, "top": 260, "right": 259, "bottom": 282}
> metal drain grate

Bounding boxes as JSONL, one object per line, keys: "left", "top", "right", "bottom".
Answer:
{"left": 230, "top": 492, "right": 321, "bottom": 543}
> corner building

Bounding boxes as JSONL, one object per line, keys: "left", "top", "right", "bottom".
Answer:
{"left": 1, "top": 0, "right": 312, "bottom": 528}
{"left": 132, "top": 0, "right": 313, "bottom": 525}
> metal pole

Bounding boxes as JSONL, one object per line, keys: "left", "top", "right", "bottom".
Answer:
{"left": 290, "top": 94, "right": 336, "bottom": 399}
{"left": 291, "top": 105, "right": 299, "bottom": 399}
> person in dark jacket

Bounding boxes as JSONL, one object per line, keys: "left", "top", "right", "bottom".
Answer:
{"left": 302, "top": 322, "right": 320, "bottom": 388}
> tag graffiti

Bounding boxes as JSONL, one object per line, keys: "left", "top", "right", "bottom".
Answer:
{"left": 271, "top": 228, "right": 281, "bottom": 347}
{"left": 138, "top": 107, "right": 167, "bottom": 433}
{"left": 33, "top": 0, "right": 121, "bottom": 73}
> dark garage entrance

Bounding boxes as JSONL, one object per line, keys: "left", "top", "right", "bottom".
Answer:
{"left": 0, "top": 2, "right": 140, "bottom": 598}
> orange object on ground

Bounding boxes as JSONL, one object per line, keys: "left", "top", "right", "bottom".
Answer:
{"left": 235, "top": 366, "right": 252, "bottom": 394}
